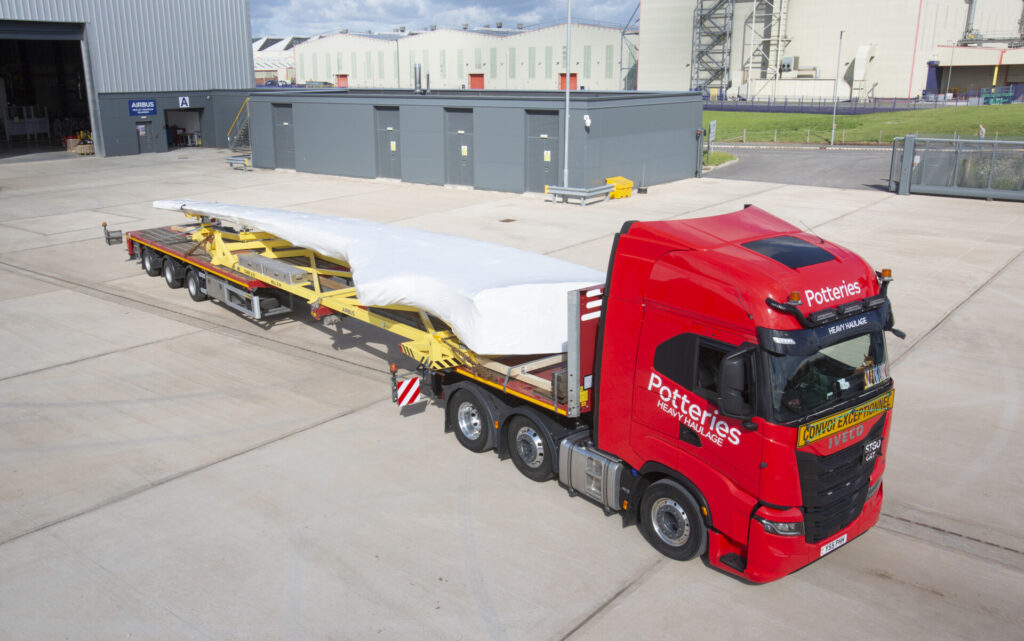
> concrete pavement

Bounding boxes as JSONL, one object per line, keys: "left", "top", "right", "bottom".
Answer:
{"left": 0, "top": 147, "right": 1021, "bottom": 640}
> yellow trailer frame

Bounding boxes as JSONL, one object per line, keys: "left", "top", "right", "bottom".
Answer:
{"left": 183, "top": 209, "right": 475, "bottom": 371}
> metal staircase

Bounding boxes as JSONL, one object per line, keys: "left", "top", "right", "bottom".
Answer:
{"left": 691, "top": 0, "right": 736, "bottom": 97}
{"left": 230, "top": 118, "right": 250, "bottom": 153}
{"left": 742, "top": 0, "right": 790, "bottom": 99}
{"left": 225, "top": 98, "right": 251, "bottom": 169}
{"left": 226, "top": 98, "right": 251, "bottom": 154}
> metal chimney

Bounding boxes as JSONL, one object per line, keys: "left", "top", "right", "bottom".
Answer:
{"left": 414, "top": 63, "right": 423, "bottom": 93}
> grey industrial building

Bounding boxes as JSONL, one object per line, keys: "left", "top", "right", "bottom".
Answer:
{"left": 1, "top": 0, "right": 253, "bottom": 156}
{"left": 2, "top": 1, "right": 703, "bottom": 192}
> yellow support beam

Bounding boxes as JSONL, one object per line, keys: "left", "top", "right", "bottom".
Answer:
{"left": 187, "top": 215, "right": 468, "bottom": 371}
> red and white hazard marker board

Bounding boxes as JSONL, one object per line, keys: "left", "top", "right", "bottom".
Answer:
{"left": 395, "top": 376, "right": 421, "bottom": 407}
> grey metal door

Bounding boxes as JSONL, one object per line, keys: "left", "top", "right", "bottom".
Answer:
{"left": 526, "top": 110, "right": 559, "bottom": 193}
{"left": 375, "top": 107, "right": 401, "bottom": 179}
{"left": 444, "top": 108, "right": 473, "bottom": 186}
{"left": 272, "top": 104, "right": 295, "bottom": 169}
{"left": 136, "top": 121, "right": 156, "bottom": 153}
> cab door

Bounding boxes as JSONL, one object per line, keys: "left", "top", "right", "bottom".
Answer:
{"left": 632, "top": 307, "right": 763, "bottom": 497}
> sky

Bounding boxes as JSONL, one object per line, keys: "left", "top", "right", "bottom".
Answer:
{"left": 248, "top": 0, "right": 639, "bottom": 38}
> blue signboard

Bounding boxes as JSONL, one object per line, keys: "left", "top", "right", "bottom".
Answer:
{"left": 129, "top": 99, "right": 156, "bottom": 116}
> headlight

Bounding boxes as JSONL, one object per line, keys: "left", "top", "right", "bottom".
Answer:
{"left": 754, "top": 516, "right": 805, "bottom": 536}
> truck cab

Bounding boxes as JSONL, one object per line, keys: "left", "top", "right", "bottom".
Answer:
{"left": 597, "top": 206, "right": 897, "bottom": 582}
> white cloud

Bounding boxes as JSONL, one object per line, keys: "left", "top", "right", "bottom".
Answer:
{"left": 249, "top": 0, "right": 638, "bottom": 37}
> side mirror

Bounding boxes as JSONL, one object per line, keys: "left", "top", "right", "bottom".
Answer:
{"left": 718, "top": 343, "right": 756, "bottom": 420}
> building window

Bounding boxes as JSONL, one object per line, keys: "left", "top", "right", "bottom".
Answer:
{"left": 378, "top": 51, "right": 384, "bottom": 78}
{"left": 508, "top": 47, "right": 516, "bottom": 80}
{"left": 365, "top": 51, "right": 372, "bottom": 79}
{"left": 529, "top": 46, "right": 536, "bottom": 80}
{"left": 584, "top": 45, "right": 591, "bottom": 79}
{"left": 545, "top": 46, "right": 552, "bottom": 78}
{"left": 351, "top": 52, "right": 357, "bottom": 78}
{"left": 606, "top": 45, "right": 613, "bottom": 79}
{"left": 441, "top": 50, "right": 447, "bottom": 79}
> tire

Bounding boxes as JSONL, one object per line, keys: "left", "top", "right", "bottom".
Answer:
{"left": 162, "top": 258, "right": 183, "bottom": 289}
{"left": 186, "top": 269, "right": 207, "bottom": 302}
{"left": 507, "top": 415, "right": 554, "bottom": 482}
{"left": 639, "top": 480, "right": 708, "bottom": 561}
{"left": 449, "top": 388, "right": 493, "bottom": 453}
{"left": 142, "top": 249, "right": 161, "bottom": 277}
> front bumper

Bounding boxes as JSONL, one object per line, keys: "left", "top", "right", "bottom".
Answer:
{"left": 708, "top": 482, "right": 883, "bottom": 583}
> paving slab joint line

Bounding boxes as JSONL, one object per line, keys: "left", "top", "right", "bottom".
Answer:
{"left": 0, "top": 402, "right": 383, "bottom": 549}
{"left": 879, "top": 513, "right": 1024, "bottom": 558}
{"left": 0, "top": 329, "right": 206, "bottom": 384}
{"left": 558, "top": 558, "right": 662, "bottom": 641}
{"left": 893, "top": 246, "right": 1024, "bottom": 366}
{"left": 809, "top": 192, "right": 895, "bottom": 229}
{"left": 538, "top": 184, "right": 785, "bottom": 259}
{"left": 0, "top": 258, "right": 392, "bottom": 381}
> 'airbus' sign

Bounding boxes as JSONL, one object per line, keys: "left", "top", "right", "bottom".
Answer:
{"left": 129, "top": 100, "right": 156, "bottom": 116}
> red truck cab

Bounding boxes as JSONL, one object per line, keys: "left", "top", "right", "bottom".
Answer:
{"left": 597, "top": 206, "right": 898, "bottom": 582}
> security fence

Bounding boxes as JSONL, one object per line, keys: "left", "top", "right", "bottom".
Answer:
{"left": 888, "top": 135, "right": 1024, "bottom": 201}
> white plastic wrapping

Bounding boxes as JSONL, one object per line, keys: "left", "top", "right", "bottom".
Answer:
{"left": 153, "top": 199, "right": 605, "bottom": 355}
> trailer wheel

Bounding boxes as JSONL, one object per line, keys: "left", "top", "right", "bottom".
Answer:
{"left": 639, "top": 480, "right": 707, "bottom": 561}
{"left": 507, "top": 415, "right": 554, "bottom": 482}
{"left": 449, "top": 388, "right": 493, "bottom": 453}
{"left": 162, "top": 259, "right": 183, "bottom": 289}
{"left": 142, "top": 249, "right": 161, "bottom": 277}
{"left": 185, "top": 269, "right": 207, "bottom": 302}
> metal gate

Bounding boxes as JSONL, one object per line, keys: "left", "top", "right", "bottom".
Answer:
{"left": 525, "top": 110, "right": 559, "bottom": 193}
{"left": 444, "top": 109, "right": 473, "bottom": 186}
{"left": 272, "top": 104, "right": 295, "bottom": 169}
{"left": 889, "top": 135, "right": 1024, "bottom": 202}
{"left": 375, "top": 107, "right": 401, "bottom": 179}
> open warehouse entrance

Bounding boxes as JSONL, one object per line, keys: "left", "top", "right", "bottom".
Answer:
{"left": 0, "top": 21, "right": 91, "bottom": 154}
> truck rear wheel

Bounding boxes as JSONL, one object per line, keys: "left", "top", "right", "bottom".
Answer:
{"left": 507, "top": 415, "right": 554, "bottom": 482}
{"left": 185, "top": 269, "right": 207, "bottom": 302}
{"left": 639, "top": 480, "right": 707, "bottom": 561}
{"left": 162, "top": 259, "right": 183, "bottom": 289}
{"left": 449, "top": 388, "right": 493, "bottom": 453}
{"left": 142, "top": 249, "right": 161, "bottom": 277}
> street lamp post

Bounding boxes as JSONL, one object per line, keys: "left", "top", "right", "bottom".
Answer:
{"left": 830, "top": 30, "right": 844, "bottom": 145}
{"left": 944, "top": 42, "right": 955, "bottom": 99}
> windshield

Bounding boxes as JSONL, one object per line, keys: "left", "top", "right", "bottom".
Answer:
{"left": 769, "top": 331, "right": 889, "bottom": 423}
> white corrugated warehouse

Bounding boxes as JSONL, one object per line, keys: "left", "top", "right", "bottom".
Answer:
{"left": 639, "top": 0, "right": 1024, "bottom": 98}
{"left": 292, "top": 23, "right": 639, "bottom": 91}
{"left": 0, "top": 0, "right": 253, "bottom": 154}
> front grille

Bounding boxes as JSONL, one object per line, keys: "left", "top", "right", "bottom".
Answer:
{"left": 796, "top": 414, "right": 885, "bottom": 543}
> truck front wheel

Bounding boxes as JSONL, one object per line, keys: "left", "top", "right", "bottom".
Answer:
{"left": 639, "top": 480, "right": 707, "bottom": 561}
{"left": 449, "top": 388, "right": 494, "bottom": 453}
{"left": 507, "top": 416, "right": 554, "bottom": 482}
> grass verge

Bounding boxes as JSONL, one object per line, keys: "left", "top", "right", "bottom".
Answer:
{"left": 703, "top": 151, "right": 736, "bottom": 166}
{"left": 702, "top": 104, "right": 1024, "bottom": 144}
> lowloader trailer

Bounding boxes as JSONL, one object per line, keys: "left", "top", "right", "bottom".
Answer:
{"left": 113, "top": 203, "right": 903, "bottom": 583}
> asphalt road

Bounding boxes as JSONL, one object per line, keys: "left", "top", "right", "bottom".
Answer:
{"left": 710, "top": 144, "right": 893, "bottom": 191}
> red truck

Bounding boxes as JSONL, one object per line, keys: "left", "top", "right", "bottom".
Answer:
{"left": 116, "top": 203, "right": 901, "bottom": 582}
